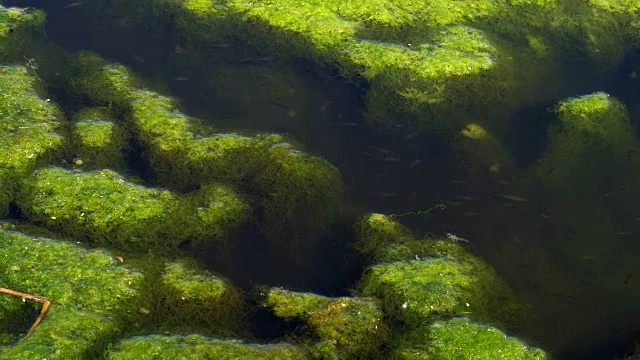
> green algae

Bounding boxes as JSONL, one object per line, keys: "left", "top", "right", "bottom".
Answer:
{"left": 453, "top": 123, "right": 514, "bottom": 184}
{"left": 0, "top": 309, "right": 122, "bottom": 360}
{"left": 159, "top": 258, "right": 243, "bottom": 334}
{"left": 0, "top": 65, "right": 64, "bottom": 216}
{"left": 184, "top": 182, "right": 251, "bottom": 248}
{"left": 356, "top": 213, "right": 522, "bottom": 329}
{"left": 106, "top": 334, "right": 308, "bottom": 359}
{"left": 265, "top": 288, "right": 389, "bottom": 359}
{"left": 0, "top": 229, "right": 144, "bottom": 358}
{"left": 393, "top": 317, "right": 548, "bottom": 360}
{"left": 535, "top": 92, "right": 640, "bottom": 193}
{"left": 0, "top": 6, "right": 46, "bottom": 61}
{"left": 71, "top": 107, "right": 127, "bottom": 171}
{"left": 16, "top": 167, "right": 245, "bottom": 253}
{"left": 68, "top": 52, "right": 343, "bottom": 244}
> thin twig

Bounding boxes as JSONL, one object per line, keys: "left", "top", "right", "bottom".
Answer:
{"left": 0, "top": 287, "right": 52, "bottom": 338}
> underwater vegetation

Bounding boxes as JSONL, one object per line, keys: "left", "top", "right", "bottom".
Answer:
{"left": 1, "top": 0, "right": 640, "bottom": 358}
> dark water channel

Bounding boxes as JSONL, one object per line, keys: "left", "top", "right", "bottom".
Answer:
{"left": 7, "top": 1, "right": 640, "bottom": 359}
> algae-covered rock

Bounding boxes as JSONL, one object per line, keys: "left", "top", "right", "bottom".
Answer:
{"left": 16, "top": 167, "right": 243, "bottom": 252}
{"left": 535, "top": 92, "right": 640, "bottom": 193}
{"left": 159, "top": 258, "right": 243, "bottom": 333}
{"left": 254, "top": 141, "right": 343, "bottom": 243}
{"left": 69, "top": 51, "right": 143, "bottom": 107}
{"left": 67, "top": 53, "right": 343, "bottom": 244}
{"left": 357, "top": 213, "right": 521, "bottom": 328}
{"left": 71, "top": 107, "right": 127, "bottom": 171}
{"left": 0, "top": 308, "right": 121, "bottom": 360}
{"left": 0, "top": 6, "right": 47, "bottom": 61}
{"left": 106, "top": 334, "right": 308, "bottom": 359}
{"left": 0, "top": 65, "right": 64, "bottom": 216}
{"left": 184, "top": 182, "right": 251, "bottom": 248}
{"left": 356, "top": 213, "right": 473, "bottom": 263}
{"left": 0, "top": 229, "right": 144, "bottom": 358}
{"left": 454, "top": 123, "right": 514, "bottom": 181}
{"left": 393, "top": 317, "right": 548, "bottom": 360}
{"left": 265, "top": 288, "right": 388, "bottom": 359}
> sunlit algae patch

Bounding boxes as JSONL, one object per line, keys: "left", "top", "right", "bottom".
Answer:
{"left": 106, "top": 335, "right": 308, "bottom": 360}
{"left": 393, "top": 318, "right": 547, "bottom": 360}
{"left": 70, "top": 107, "right": 127, "bottom": 171}
{"left": 355, "top": 213, "right": 542, "bottom": 357}
{"left": 0, "top": 65, "right": 64, "bottom": 217}
{"left": 97, "top": 0, "right": 640, "bottom": 133}
{"left": 264, "top": 287, "right": 389, "bottom": 359}
{"left": 15, "top": 167, "right": 249, "bottom": 253}
{"left": 535, "top": 92, "right": 640, "bottom": 194}
{"left": 67, "top": 51, "right": 343, "bottom": 245}
{"left": 0, "top": 229, "right": 144, "bottom": 359}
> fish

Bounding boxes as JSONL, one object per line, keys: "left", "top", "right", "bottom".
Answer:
{"left": 64, "top": 2, "right": 83, "bottom": 8}
{"left": 446, "top": 233, "right": 470, "bottom": 243}
{"left": 455, "top": 195, "right": 478, "bottom": 201}
{"left": 494, "top": 194, "right": 528, "bottom": 202}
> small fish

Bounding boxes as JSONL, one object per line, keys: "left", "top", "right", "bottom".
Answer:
{"left": 540, "top": 212, "right": 552, "bottom": 219}
{"left": 382, "top": 156, "right": 401, "bottom": 162}
{"left": 376, "top": 192, "right": 397, "bottom": 198}
{"left": 335, "top": 122, "right": 357, "bottom": 127}
{"left": 369, "top": 146, "right": 391, "bottom": 154}
{"left": 494, "top": 194, "right": 528, "bottom": 202}
{"left": 320, "top": 100, "right": 333, "bottom": 112}
{"left": 616, "top": 232, "right": 633, "bottom": 236}
{"left": 446, "top": 233, "right": 470, "bottom": 243}
{"left": 404, "top": 132, "right": 419, "bottom": 140}
{"left": 408, "top": 159, "right": 421, "bottom": 167}
{"left": 170, "top": 76, "right": 189, "bottom": 81}
{"left": 455, "top": 195, "right": 478, "bottom": 201}
{"left": 380, "top": 119, "right": 405, "bottom": 128}
{"left": 64, "top": 1, "right": 83, "bottom": 8}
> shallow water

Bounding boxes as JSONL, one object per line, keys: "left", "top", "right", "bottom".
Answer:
{"left": 6, "top": 1, "right": 640, "bottom": 358}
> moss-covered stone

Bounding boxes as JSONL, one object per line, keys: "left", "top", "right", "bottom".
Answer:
{"left": 0, "top": 6, "right": 47, "bottom": 61}
{"left": 0, "top": 229, "right": 144, "bottom": 358}
{"left": 0, "top": 65, "right": 64, "bottom": 216}
{"left": 454, "top": 123, "right": 513, "bottom": 179}
{"left": 265, "top": 288, "right": 388, "bottom": 359}
{"left": 183, "top": 182, "right": 251, "bottom": 248}
{"left": 356, "top": 213, "right": 470, "bottom": 263}
{"left": 535, "top": 92, "right": 640, "bottom": 193}
{"left": 69, "top": 51, "right": 142, "bottom": 107}
{"left": 254, "top": 142, "right": 343, "bottom": 244}
{"left": 106, "top": 334, "right": 308, "bottom": 359}
{"left": 393, "top": 317, "right": 548, "bottom": 360}
{"left": 15, "top": 167, "right": 240, "bottom": 252}
{"left": 71, "top": 107, "right": 127, "bottom": 171}
{"left": 68, "top": 53, "right": 343, "bottom": 245}
{"left": 356, "top": 213, "right": 521, "bottom": 328}
{"left": 0, "top": 308, "right": 122, "bottom": 360}
{"left": 159, "top": 258, "right": 243, "bottom": 333}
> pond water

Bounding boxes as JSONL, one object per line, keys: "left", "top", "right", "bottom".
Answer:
{"left": 7, "top": 1, "right": 640, "bottom": 358}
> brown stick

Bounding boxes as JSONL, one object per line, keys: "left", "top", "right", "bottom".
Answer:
{"left": 0, "top": 287, "right": 52, "bottom": 338}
